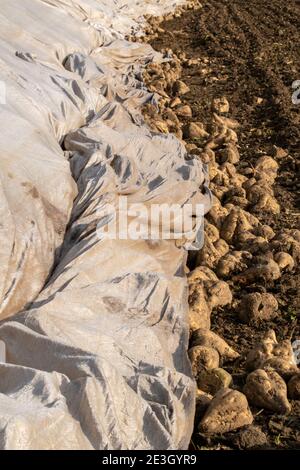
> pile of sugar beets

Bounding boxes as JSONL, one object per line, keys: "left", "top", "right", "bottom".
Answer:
{"left": 140, "top": 0, "right": 300, "bottom": 443}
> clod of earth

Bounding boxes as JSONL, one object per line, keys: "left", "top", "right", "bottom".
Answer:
{"left": 231, "top": 425, "right": 268, "bottom": 450}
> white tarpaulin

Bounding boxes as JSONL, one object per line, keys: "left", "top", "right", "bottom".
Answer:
{"left": 0, "top": 0, "right": 211, "bottom": 449}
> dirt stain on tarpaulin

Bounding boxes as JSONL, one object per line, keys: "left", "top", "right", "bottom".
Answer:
{"left": 151, "top": 0, "right": 300, "bottom": 450}
{"left": 22, "top": 181, "right": 67, "bottom": 234}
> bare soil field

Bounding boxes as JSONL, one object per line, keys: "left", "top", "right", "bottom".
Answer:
{"left": 147, "top": 0, "right": 300, "bottom": 450}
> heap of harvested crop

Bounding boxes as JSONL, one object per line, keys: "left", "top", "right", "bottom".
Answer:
{"left": 0, "top": 0, "right": 210, "bottom": 450}
{"left": 142, "top": 0, "right": 300, "bottom": 447}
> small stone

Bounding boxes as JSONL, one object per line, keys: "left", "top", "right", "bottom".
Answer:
{"left": 288, "top": 374, "right": 300, "bottom": 400}
{"left": 188, "top": 346, "right": 220, "bottom": 376}
{"left": 199, "top": 388, "right": 253, "bottom": 434}
{"left": 244, "top": 369, "right": 291, "bottom": 414}
{"left": 212, "top": 96, "right": 229, "bottom": 114}
{"left": 256, "top": 97, "right": 263, "bottom": 105}
{"left": 197, "top": 368, "right": 232, "bottom": 395}
{"left": 175, "top": 104, "right": 192, "bottom": 118}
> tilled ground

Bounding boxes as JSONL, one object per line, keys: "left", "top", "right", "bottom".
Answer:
{"left": 143, "top": 0, "right": 300, "bottom": 450}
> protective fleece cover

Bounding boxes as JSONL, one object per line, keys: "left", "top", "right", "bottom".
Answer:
{"left": 0, "top": 0, "right": 211, "bottom": 449}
